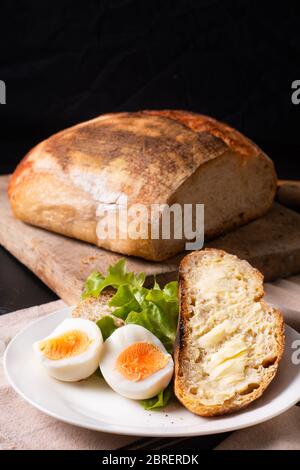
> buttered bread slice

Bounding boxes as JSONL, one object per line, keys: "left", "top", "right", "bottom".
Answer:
{"left": 175, "top": 249, "right": 284, "bottom": 416}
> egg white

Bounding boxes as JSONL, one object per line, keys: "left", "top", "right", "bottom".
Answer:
{"left": 100, "top": 324, "right": 174, "bottom": 400}
{"left": 33, "top": 318, "right": 103, "bottom": 382}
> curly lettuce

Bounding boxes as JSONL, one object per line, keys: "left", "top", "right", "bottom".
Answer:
{"left": 83, "top": 260, "right": 179, "bottom": 410}
{"left": 83, "top": 259, "right": 178, "bottom": 354}
{"left": 140, "top": 382, "right": 174, "bottom": 410}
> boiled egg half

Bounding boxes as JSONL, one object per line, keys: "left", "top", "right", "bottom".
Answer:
{"left": 33, "top": 318, "right": 103, "bottom": 382}
{"left": 100, "top": 324, "right": 174, "bottom": 400}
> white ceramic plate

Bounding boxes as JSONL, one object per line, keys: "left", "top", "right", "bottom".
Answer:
{"left": 4, "top": 306, "right": 300, "bottom": 437}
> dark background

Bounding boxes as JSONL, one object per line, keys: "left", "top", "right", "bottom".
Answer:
{"left": 1, "top": 0, "right": 300, "bottom": 178}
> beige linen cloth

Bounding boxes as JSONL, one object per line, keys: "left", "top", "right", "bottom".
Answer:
{"left": 0, "top": 300, "right": 137, "bottom": 450}
{"left": 1, "top": 275, "right": 300, "bottom": 450}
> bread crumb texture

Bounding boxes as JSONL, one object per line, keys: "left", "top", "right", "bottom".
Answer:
{"left": 176, "top": 249, "right": 284, "bottom": 415}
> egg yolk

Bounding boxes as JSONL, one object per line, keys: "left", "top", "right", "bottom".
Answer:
{"left": 39, "top": 330, "right": 91, "bottom": 360}
{"left": 116, "top": 342, "right": 168, "bottom": 382}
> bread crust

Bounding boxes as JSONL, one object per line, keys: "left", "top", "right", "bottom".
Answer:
{"left": 8, "top": 112, "right": 277, "bottom": 261}
{"left": 144, "top": 110, "right": 268, "bottom": 159}
{"left": 174, "top": 248, "right": 284, "bottom": 417}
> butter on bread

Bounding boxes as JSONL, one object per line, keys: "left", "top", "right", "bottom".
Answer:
{"left": 175, "top": 248, "right": 284, "bottom": 417}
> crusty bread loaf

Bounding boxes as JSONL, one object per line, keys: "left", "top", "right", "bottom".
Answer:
{"left": 8, "top": 111, "right": 276, "bottom": 261}
{"left": 175, "top": 248, "right": 284, "bottom": 416}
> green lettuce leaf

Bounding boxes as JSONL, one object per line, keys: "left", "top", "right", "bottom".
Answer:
{"left": 152, "top": 276, "right": 161, "bottom": 290}
{"left": 82, "top": 259, "right": 146, "bottom": 299}
{"left": 146, "top": 287, "right": 178, "bottom": 330}
{"left": 125, "top": 303, "right": 175, "bottom": 353}
{"left": 140, "top": 382, "right": 174, "bottom": 410}
{"left": 125, "top": 310, "right": 155, "bottom": 337}
{"left": 83, "top": 260, "right": 179, "bottom": 410}
{"left": 83, "top": 260, "right": 179, "bottom": 352}
{"left": 82, "top": 271, "right": 104, "bottom": 299}
{"left": 96, "top": 316, "right": 117, "bottom": 340}
{"left": 162, "top": 281, "right": 179, "bottom": 302}
{"left": 108, "top": 284, "right": 141, "bottom": 319}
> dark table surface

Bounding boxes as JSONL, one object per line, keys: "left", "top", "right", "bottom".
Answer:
{"left": 0, "top": 245, "right": 58, "bottom": 314}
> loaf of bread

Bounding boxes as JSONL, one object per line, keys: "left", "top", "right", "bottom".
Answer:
{"left": 175, "top": 249, "right": 284, "bottom": 416}
{"left": 8, "top": 111, "right": 276, "bottom": 261}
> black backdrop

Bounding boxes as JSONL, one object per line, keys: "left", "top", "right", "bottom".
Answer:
{"left": 1, "top": 0, "right": 300, "bottom": 178}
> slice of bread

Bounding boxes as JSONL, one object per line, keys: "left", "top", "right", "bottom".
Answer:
{"left": 72, "top": 290, "right": 123, "bottom": 327}
{"left": 174, "top": 249, "right": 284, "bottom": 417}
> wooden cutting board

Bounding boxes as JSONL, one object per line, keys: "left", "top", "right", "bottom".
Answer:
{"left": 0, "top": 176, "right": 182, "bottom": 304}
{"left": 277, "top": 180, "right": 300, "bottom": 211}
{"left": 2, "top": 175, "right": 300, "bottom": 305}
